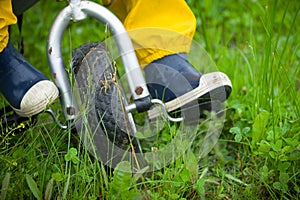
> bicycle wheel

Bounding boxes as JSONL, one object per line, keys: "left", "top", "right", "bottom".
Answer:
{"left": 72, "top": 42, "right": 140, "bottom": 165}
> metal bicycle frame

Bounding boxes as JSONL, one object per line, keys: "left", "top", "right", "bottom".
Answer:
{"left": 47, "top": 0, "right": 150, "bottom": 122}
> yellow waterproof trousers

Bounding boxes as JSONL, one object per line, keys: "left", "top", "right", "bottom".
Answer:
{"left": 104, "top": 0, "right": 196, "bottom": 67}
{"left": 1, "top": 0, "right": 196, "bottom": 66}
{"left": 0, "top": 0, "right": 17, "bottom": 53}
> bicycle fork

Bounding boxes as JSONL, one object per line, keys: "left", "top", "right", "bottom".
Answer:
{"left": 47, "top": 0, "right": 152, "bottom": 125}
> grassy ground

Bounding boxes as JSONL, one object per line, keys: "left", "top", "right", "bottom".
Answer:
{"left": 1, "top": 0, "right": 300, "bottom": 199}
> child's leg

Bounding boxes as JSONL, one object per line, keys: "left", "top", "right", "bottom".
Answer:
{"left": 0, "top": 0, "right": 59, "bottom": 117}
{"left": 0, "top": 0, "right": 17, "bottom": 52}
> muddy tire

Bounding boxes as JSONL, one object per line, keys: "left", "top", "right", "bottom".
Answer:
{"left": 72, "top": 42, "right": 138, "bottom": 151}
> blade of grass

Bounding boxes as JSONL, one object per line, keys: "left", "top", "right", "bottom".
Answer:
{"left": 25, "top": 174, "right": 42, "bottom": 200}
{"left": 0, "top": 172, "right": 11, "bottom": 200}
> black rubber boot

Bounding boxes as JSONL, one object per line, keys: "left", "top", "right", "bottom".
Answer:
{"left": 0, "top": 43, "right": 59, "bottom": 117}
{"left": 144, "top": 53, "right": 201, "bottom": 102}
{"left": 144, "top": 53, "right": 232, "bottom": 120}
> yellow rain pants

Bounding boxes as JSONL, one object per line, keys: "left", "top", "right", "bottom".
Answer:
{"left": 1, "top": 0, "right": 196, "bottom": 66}
{"left": 103, "top": 0, "right": 196, "bottom": 67}
{"left": 0, "top": 0, "right": 17, "bottom": 53}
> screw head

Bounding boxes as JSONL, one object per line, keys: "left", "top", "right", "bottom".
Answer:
{"left": 135, "top": 86, "right": 143, "bottom": 95}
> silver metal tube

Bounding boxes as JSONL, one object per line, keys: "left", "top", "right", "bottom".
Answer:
{"left": 80, "top": 1, "right": 149, "bottom": 99}
{"left": 47, "top": 6, "right": 77, "bottom": 121}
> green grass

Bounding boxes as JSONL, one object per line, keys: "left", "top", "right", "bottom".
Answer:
{"left": 1, "top": 0, "right": 300, "bottom": 199}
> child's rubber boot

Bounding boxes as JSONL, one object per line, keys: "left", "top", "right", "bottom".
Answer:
{"left": 0, "top": 43, "right": 59, "bottom": 117}
{"left": 144, "top": 53, "right": 232, "bottom": 119}
{"left": 144, "top": 53, "right": 201, "bottom": 102}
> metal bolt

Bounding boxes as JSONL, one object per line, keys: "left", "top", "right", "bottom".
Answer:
{"left": 135, "top": 86, "right": 143, "bottom": 95}
{"left": 48, "top": 47, "right": 52, "bottom": 55}
{"left": 66, "top": 106, "right": 75, "bottom": 115}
